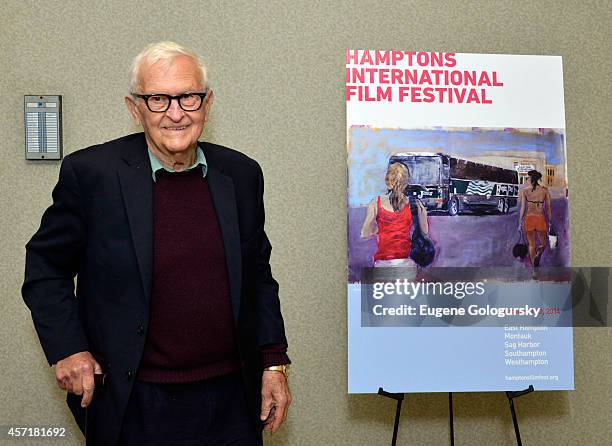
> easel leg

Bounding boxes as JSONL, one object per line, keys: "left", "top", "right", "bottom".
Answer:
{"left": 378, "top": 387, "right": 405, "bottom": 446}
{"left": 505, "top": 385, "right": 534, "bottom": 446}
{"left": 508, "top": 396, "right": 522, "bottom": 446}
{"left": 449, "top": 392, "right": 454, "bottom": 446}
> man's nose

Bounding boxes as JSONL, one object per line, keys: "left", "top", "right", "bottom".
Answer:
{"left": 165, "top": 98, "right": 185, "bottom": 121}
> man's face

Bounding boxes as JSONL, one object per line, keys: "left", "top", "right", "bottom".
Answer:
{"left": 125, "top": 55, "right": 213, "bottom": 159}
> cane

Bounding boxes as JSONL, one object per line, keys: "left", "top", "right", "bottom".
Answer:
{"left": 84, "top": 373, "right": 106, "bottom": 442}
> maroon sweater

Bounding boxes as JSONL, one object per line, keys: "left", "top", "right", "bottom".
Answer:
{"left": 138, "top": 167, "right": 289, "bottom": 383}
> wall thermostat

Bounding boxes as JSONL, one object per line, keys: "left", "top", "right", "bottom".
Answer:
{"left": 24, "top": 95, "right": 62, "bottom": 160}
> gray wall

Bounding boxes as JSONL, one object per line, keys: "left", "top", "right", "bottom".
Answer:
{"left": 1, "top": 1, "right": 611, "bottom": 444}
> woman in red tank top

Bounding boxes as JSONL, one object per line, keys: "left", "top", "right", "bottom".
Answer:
{"left": 361, "top": 162, "right": 429, "bottom": 266}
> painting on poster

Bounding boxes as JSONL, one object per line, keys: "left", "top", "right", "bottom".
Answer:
{"left": 346, "top": 50, "right": 574, "bottom": 393}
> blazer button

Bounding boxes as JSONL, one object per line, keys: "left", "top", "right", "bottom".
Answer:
{"left": 126, "top": 371, "right": 133, "bottom": 380}
{"left": 137, "top": 324, "right": 145, "bottom": 335}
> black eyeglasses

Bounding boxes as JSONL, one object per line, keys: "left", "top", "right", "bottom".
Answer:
{"left": 131, "top": 90, "right": 209, "bottom": 112}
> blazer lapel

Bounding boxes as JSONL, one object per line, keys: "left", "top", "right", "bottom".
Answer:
{"left": 206, "top": 164, "right": 242, "bottom": 322}
{"left": 117, "top": 140, "right": 153, "bottom": 307}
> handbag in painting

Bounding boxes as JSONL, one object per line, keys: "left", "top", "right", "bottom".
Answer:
{"left": 548, "top": 222, "right": 558, "bottom": 250}
{"left": 512, "top": 229, "right": 529, "bottom": 259}
{"left": 409, "top": 198, "right": 435, "bottom": 267}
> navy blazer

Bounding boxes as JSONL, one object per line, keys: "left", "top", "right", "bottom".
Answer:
{"left": 22, "top": 133, "right": 288, "bottom": 445}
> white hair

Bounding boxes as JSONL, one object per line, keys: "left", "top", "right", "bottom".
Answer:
{"left": 129, "top": 41, "right": 209, "bottom": 93}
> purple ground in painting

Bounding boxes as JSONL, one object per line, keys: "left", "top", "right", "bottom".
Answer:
{"left": 348, "top": 198, "right": 570, "bottom": 283}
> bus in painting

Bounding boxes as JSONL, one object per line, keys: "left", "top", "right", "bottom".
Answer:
{"left": 389, "top": 152, "right": 519, "bottom": 216}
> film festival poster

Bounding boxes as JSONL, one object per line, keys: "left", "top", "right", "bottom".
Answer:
{"left": 346, "top": 50, "right": 574, "bottom": 393}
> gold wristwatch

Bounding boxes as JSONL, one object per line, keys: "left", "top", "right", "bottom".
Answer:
{"left": 264, "top": 364, "right": 290, "bottom": 379}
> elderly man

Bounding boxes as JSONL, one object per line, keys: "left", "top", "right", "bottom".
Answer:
{"left": 22, "top": 42, "right": 291, "bottom": 445}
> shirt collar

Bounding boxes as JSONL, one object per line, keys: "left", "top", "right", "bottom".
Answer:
{"left": 147, "top": 146, "right": 208, "bottom": 182}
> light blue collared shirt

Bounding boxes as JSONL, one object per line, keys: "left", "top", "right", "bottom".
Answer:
{"left": 147, "top": 146, "right": 208, "bottom": 182}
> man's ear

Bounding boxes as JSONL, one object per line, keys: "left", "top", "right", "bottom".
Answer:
{"left": 124, "top": 96, "right": 141, "bottom": 126}
{"left": 203, "top": 90, "right": 214, "bottom": 123}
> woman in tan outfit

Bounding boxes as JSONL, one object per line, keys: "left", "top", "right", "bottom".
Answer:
{"left": 518, "top": 170, "right": 551, "bottom": 267}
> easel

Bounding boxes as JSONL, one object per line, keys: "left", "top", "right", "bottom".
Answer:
{"left": 506, "top": 385, "right": 535, "bottom": 446}
{"left": 378, "top": 386, "right": 534, "bottom": 445}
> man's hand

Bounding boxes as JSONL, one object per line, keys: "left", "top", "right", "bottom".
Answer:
{"left": 260, "top": 370, "right": 292, "bottom": 433}
{"left": 54, "top": 351, "right": 103, "bottom": 408}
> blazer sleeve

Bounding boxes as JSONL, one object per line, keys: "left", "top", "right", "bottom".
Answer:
{"left": 22, "top": 156, "right": 89, "bottom": 365}
{"left": 253, "top": 163, "right": 289, "bottom": 350}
